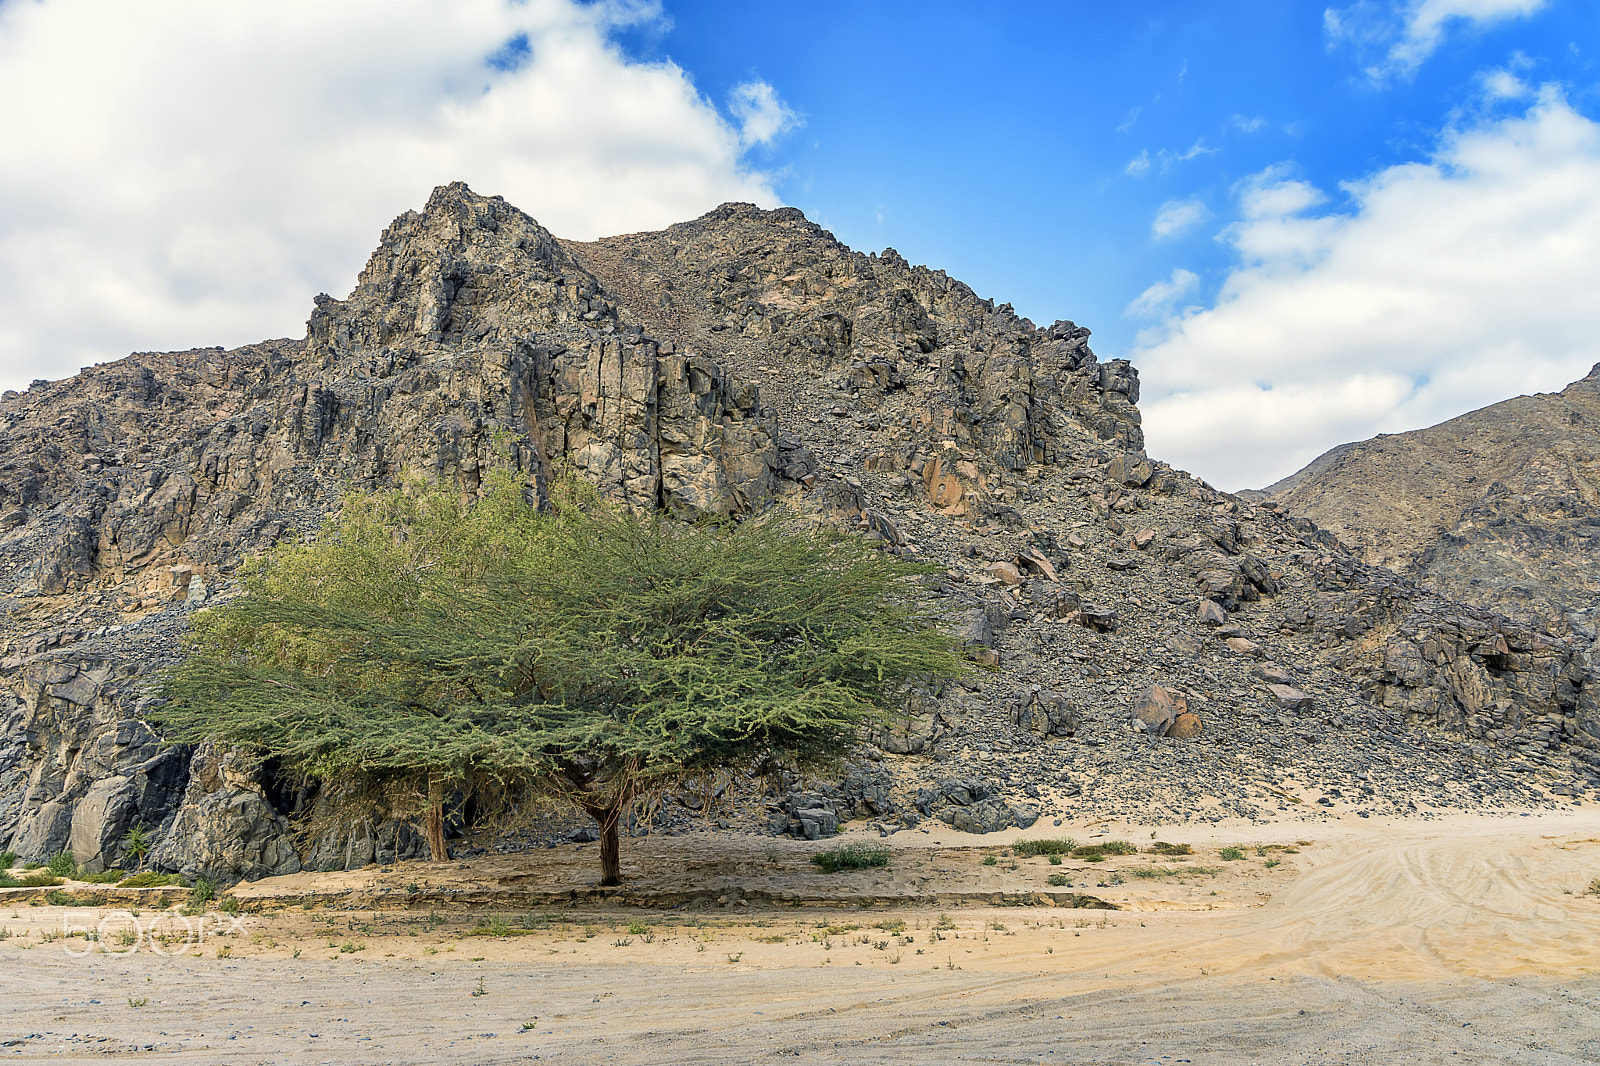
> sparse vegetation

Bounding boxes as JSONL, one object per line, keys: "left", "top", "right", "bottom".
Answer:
{"left": 1011, "top": 837, "right": 1077, "bottom": 857}
{"left": 1047, "top": 874, "right": 1069, "bottom": 887}
{"left": 46, "top": 852, "right": 77, "bottom": 879}
{"left": 1219, "top": 847, "right": 1246, "bottom": 861}
{"left": 1149, "top": 841, "right": 1192, "bottom": 856}
{"left": 77, "top": 869, "right": 125, "bottom": 884}
{"left": 810, "top": 841, "right": 890, "bottom": 873}
{"left": 189, "top": 878, "right": 217, "bottom": 905}
{"left": 120, "top": 825, "right": 151, "bottom": 869}
{"left": 981, "top": 854, "right": 998, "bottom": 866}
{"left": 0, "top": 871, "right": 60, "bottom": 889}
{"left": 117, "top": 871, "right": 181, "bottom": 888}
{"left": 1048, "top": 855, "right": 1063, "bottom": 865}
{"left": 0, "top": 851, "right": 14, "bottom": 870}
{"left": 1071, "top": 841, "right": 1136, "bottom": 862}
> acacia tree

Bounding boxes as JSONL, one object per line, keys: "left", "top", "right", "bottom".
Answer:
{"left": 156, "top": 472, "right": 966, "bottom": 884}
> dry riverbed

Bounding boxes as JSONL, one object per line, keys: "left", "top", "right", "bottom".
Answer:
{"left": 2, "top": 809, "right": 1599, "bottom": 1063}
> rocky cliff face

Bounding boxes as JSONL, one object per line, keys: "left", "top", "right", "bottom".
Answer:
{"left": 1266, "top": 367, "right": 1600, "bottom": 639}
{"left": 3, "top": 184, "right": 1597, "bottom": 881}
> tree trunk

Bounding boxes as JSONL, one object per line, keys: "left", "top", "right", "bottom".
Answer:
{"left": 589, "top": 804, "right": 623, "bottom": 886}
{"left": 425, "top": 774, "right": 449, "bottom": 862}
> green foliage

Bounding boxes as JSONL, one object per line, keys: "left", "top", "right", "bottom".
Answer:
{"left": 117, "top": 871, "right": 182, "bottom": 888}
{"left": 1149, "top": 841, "right": 1192, "bottom": 856}
{"left": 77, "top": 869, "right": 125, "bottom": 884}
{"left": 981, "top": 854, "right": 998, "bottom": 866}
{"left": 1071, "top": 841, "right": 1136, "bottom": 861}
{"left": 189, "top": 878, "right": 217, "bottom": 905}
{"left": 1219, "top": 847, "right": 1246, "bottom": 861}
{"left": 46, "top": 852, "right": 77, "bottom": 879}
{"left": 155, "top": 471, "right": 966, "bottom": 875}
{"left": 120, "top": 825, "right": 151, "bottom": 868}
{"left": 0, "top": 851, "right": 14, "bottom": 870}
{"left": 1048, "top": 854, "right": 1063, "bottom": 866}
{"left": 1047, "top": 873, "right": 1069, "bottom": 887}
{"left": 0, "top": 871, "right": 60, "bottom": 888}
{"left": 1011, "top": 837, "right": 1076, "bottom": 857}
{"left": 810, "top": 841, "right": 891, "bottom": 873}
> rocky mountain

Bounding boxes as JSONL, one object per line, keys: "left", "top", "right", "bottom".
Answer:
{"left": 3, "top": 183, "right": 1597, "bottom": 883}
{"left": 1266, "top": 367, "right": 1600, "bottom": 642}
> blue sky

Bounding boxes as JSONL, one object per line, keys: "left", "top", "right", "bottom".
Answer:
{"left": 0, "top": 0, "right": 1596, "bottom": 487}
{"left": 627, "top": 1, "right": 1593, "bottom": 349}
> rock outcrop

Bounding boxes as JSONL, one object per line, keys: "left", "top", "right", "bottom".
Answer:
{"left": 2, "top": 183, "right": 1597, "bottom": 880}
{"left": 1265, "top": 365, "right": 1600, "bottom": 636}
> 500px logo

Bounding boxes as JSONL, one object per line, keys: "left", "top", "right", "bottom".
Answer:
{"left": 59, "top": 911, "right": 245, "bottom": 957}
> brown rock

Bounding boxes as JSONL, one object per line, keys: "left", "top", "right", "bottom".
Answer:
{"left": 1197, "top": 599, "right": 1229, "bottom": 626}
{"left": 1251, "top": 662, "right": 1294, "bottom": 685}
{"left": 1165, "top": 711, "right": 1204, "bottom": 740}
{"left": 1129, "top": 684, "right": 1188, "bottom": 735}
{"left": 1015, "top": 545, "right": 1059, "bottom": 582}
{"left": 987, "top": 561, "right": 1024, "bottom": 586}
{"left": 1224, "top": 636, "right": 1263, "bottom": 657}
{"left": 1133, "top": 528, "right": 1156, "bottom": 549}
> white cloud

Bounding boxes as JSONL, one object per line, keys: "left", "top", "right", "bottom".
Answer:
{"left": 1151, "top": 199, "right": 1210, "bottom": 240}
{"left": 1325, "top": 0, "right": 1548, "bottom": 82}
{"left": 1231, "top": 114, "right": 1269, "bottom": 134}
{"left": 728, "top": 80, "right": 801, "bottom": 146}
{"left": 0, "top": 0, "right": 794, "bottom": 392}
{"left": 1125, "top": 150, "right": 1152, "bottom": 177}
{"left": 1126, "top": 268, "right": 1200, "bottom": 319}
{"left": 1133, "top": 88, "right": 1600, "bottom": 490}
{"left": 1481, "top": 68, "right": 1531, "bottom": 99}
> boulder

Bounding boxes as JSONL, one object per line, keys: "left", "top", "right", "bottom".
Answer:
{"left": 1011, "top": 688, "right": 1076, "bottom": 737}
{"left": 1166, "top": 712, "right": 1205, "bottom": 740}
{"left": 1197, "top": 599, "right": 1229, "bottom": 626}
{"left": 1130, "top": 685, "right": 1188, "bottom": 736}
{"left": 1268, "top": 684, "right": 1314, "bottom": 711}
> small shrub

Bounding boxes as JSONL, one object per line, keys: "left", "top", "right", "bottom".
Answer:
{"left": 189, "top": 878, "right": 217, "bottom": 905}
{"left": 78, "top": 869, "right": 125, "bottom": 884}
{"left": 1047, "top": 874, "right": 1069, "bottom": 887}
{"left": 0, "top": 871, "right": 61, "bottom": 889}
{"left": 810, "top": 841, "right": 890, "bottom": 873}
{"left": 1071, "top": 841, "right": 1136, "bottom": 861}
{"left": 981, "top": 855, "right": 998, "bottom": 867}
{"left": 219, "top": 895, "right": 242, "bottom": 916}
{"left": 118, "top": 871, "right": 181, "bottom": 888}
{"left": 1219, "top": 847, "right": 1246, "bottom": 861}
{"left": 1048, "top": 855, "right": 1063, "bottom": 866}
{"left": 626, "top": 919, "right": 650, "bottom": 936}
{"left": 1264, "top": 858, "right": 1282, "bottom": 869}
{"left": 0, "top": 850, "right": 14, "bottom": 870}
{"left": 120, "top": 825, "right": 151, "bottom": 869}
{"left": 46, "top": 889, "right": 75, "bottom": 906}
{"left": 21, "top": 861, "right": 43, "bottom": 870}
{"left": 46, "top": 852, "right": 78, "bottom": 879}
{"left": 1149, "top": 841, "right": 1192, "bottom": 856}
{"left": 1011, "top": 838, "right": 1076, "bottom": 857}
{"left": 1586, "top": 879, "right": 1600, "bottom": 897}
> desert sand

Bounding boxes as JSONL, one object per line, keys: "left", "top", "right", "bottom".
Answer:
{"left": 3, "top": 809, "right": 1599, "bottom": 1064}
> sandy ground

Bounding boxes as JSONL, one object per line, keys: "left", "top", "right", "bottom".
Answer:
{"left": 2, "top": 810, "right": 1599, "bottom": 1064}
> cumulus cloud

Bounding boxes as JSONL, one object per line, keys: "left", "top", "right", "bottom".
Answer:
{"left": 1126, "top": 268, "right": 1200, "bottom": 319}
{"left": 1325, "top": 0, "right": 1548, "bottom": 81}
{"left": 0, "top": 0, "right": 795, "bottom": 391}
{"left": 1151, "top": 199, "right": 1210, "bottom": 240}
{"left": 728, "top": 80, "right": 802, "bottom": 146}
{"left": 1132, "top": 88, "right": 1600, "bottom": 490}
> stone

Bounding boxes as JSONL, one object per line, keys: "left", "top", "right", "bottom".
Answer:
{"left": 1011, "top": 688, "right": 1076, "bottom": 737}
{"left": 1252, "top": 662, "right": 1295, "bottom": 686}
{"left": 1197, "top": 599, "right": 1229, "bottom": 626}
{"left": 1133, "top": 528, "right": 1156, "bottom": 549}
{"left": 1015, "top": 546, "right": 1059, "bottom": 582}
{"left": 1130, "top": 685, "right": 1188, "bottom": 735}
{"left": 1225, "top": 636, "right": 1263, "bottom": 657}
{"left": 987, "top": 561, "right": 1024, "bottom": 586}
{"left": 1268, "top": 684, "right": 1314, "bottom": 711}
{"left": 1166, "top": 712, "right": 1205, "bottom": 740}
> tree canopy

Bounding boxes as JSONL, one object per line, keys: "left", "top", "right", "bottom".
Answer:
{"left": 155, "top": 473, "right": 967, "bottom": 883}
